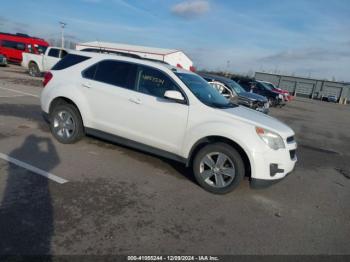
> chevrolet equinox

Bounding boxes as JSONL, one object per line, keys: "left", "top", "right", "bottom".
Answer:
{"left": 41, "top": 51, "right": 297, "bottom": 194}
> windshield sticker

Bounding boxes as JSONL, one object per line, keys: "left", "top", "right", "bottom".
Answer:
{"left": 142, "top": 74, "right": 165, "bottom": 86}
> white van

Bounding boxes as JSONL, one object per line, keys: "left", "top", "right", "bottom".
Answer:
{"left": 76, "top": 41, "right": 195, "bottom": 71}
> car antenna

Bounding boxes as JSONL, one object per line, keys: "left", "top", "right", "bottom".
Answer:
{"left": 96, "top": 38, "right": 103, "bottom": 53}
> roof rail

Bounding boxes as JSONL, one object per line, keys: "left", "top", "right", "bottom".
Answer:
{"left": 16, "top": 33, "right": 30, "bottom": 37}
{"left": 80, "top": 47, "right": 170, "bottom": 65}
{"left": 0, "top": 32, "right": 45, "bottom": 41}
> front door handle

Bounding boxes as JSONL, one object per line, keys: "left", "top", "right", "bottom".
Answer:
{"left": 82, "top": 82, "right": 92, "bottom": 88}
{"left": 128, "top": 98, "right": 142, "bottom": 104}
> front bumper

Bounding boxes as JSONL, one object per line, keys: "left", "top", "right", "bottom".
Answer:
{"left": 250, "top": 139, "right": 297, "bottom": 182}
{"left": 42, "top": 111, "right": 50, "bottom": 123}
{"left": 250, "top": 169, "right": 294, "bottom": 188}
{"left": 238, "top": 99, "right": 269, "bottom": 114}
{"left": 256, "top": 106, "right": 269, "bottom": 114}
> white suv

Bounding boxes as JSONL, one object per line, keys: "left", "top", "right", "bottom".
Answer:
{"left": 41, "top": 51, "right": 297, "bottom": 194}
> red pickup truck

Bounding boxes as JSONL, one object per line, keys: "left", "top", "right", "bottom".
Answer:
{"left": 257, "top": 80, "right": 294, "bottom": 102}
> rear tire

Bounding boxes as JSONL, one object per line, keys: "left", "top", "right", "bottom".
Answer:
{"left": 50, "top": 104, "right": 84, "bottom": 144}
{"left": 28, "top": 62, "right": 40, "bottom": 77}
{"left": 193, "top": 143, "right": 245, "bottom": 194}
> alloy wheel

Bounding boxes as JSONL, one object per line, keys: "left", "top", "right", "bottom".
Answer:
{"left": 53, "top": 110, "right": 75, "bottom": 140}
{"left": 199, "top": 152, "right": 235, "bottom": 188}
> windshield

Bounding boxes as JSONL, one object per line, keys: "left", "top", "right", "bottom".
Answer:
{"left": 226, "top": 80, "right": 245, "bottom": 94}
{"left": 258, "top": 82, "right": 273, "bottom": 91}
{"left": 175, "top": 73, "right": 237, "bottom": 109}
{"left": 264, "top": 82, "right": 276, "bottom": 89}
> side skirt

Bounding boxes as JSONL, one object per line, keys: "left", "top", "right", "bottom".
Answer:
{"left": 85, "top": 128, "right": 187, "bottom": 164}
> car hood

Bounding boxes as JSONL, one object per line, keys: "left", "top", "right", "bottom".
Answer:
{"left": 274, "top": 88, "right": 289, "bottom": 94}
{"left": 221, "top": 106, "right": 294, "bottom": 137}
{"left": 239, "top": 92, "right": 267, "bottom": 102}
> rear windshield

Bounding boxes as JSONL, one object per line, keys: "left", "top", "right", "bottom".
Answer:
{"left": 51, "top": 54, "right": 90, "bottom": 70}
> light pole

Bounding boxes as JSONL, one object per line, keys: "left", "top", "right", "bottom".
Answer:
{"left": 59, "top": 22, "right": 67, "bottom": 48}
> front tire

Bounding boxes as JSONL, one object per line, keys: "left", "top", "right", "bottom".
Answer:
{"left": 193, "top": 143, "right": 245, "bottom": 194}
{"left": 50, "top": 104, "right": 84, "bottom": 144}
{"left": 268, "top": 98, "right": 278, "bottom": 107}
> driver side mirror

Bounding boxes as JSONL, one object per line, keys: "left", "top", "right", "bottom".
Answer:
{"left": 164, "top": 90, "right": 185, "bottom": 103}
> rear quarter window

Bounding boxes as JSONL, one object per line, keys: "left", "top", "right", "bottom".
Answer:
{"left": 51, "top": 54, "right": 90, "bottom": 70}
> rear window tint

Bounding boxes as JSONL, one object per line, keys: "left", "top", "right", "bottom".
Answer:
{"left": 48, "top": 48, "right": 60, "bottom": 58}
{"left": 82, "top": 63, "right": 98, "bottom": 80}
{"left": 92, "top": 60, "right": 137, "bottom": 90}
{"left": 52, "top": 54, "right": 90, "bottom": 70}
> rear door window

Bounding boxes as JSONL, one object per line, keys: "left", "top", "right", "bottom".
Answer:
{"left": 60, "top": 50, "right": 68, "bottom": 58}
{"left": 16, "top": 43, "right": 25, "bottom": 51}
{"left": 48, "top": 48, "right": 60, "bottom": 58}
{"left": 82, "top": 63, "right": 98, "bottom": 79}
{"left": 92, "top": 60, "right": 137, "bottom": 90}
{"left": 1, "top": 40, "right": 25, "bottom": 50}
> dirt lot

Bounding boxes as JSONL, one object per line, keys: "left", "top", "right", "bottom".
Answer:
{"left": 0, "top": 65, "right": 349, "bottom": 255}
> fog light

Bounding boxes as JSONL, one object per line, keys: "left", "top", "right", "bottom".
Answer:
{"left": 270, "top": 163, "right": 284, "bottom": 177}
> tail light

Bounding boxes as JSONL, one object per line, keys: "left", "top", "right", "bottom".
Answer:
{"left": 43, "top": 72, "right": 53, "bottom": 87}
{"left": 189, "top": 66, "right": 196, "bottom": 72}
{"left": 176, "top": 63, "right": 183, "bottom": 69}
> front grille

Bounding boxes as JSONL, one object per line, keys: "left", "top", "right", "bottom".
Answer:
{"left": 238, "top": 97, "right": 250, "bottom": 106}
{"left": 290, "top": 149, "right": 296, "bottom": 160}
{"left": 257, "top": 101, "right": 264, "bottom": 107}
{"left": 287, "top": 136, "right": 295, "bottom": 143}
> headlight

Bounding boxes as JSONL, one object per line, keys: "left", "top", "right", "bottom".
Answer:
{"left": 256, "top": 127, "right": 285, "bottom": 150}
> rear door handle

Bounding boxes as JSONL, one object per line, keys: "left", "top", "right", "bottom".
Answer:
{"left": 128, "top": 98, "right": 142, "bottom": 105}
{"left": 82, "top": 82, "right": 92, "bottom": 88}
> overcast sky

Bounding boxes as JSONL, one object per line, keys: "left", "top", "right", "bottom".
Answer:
{"left": 1, "top": 0, "right": 349, "bottom": 81}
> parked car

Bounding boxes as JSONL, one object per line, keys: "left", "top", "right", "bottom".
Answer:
{"left": 0, "top": 54, "right": 7, "bottom": 66}
{"left": 41, "top": 52, "right": 297, "bottom": 194}
{"left": 0, "top": 32, "right": 49, "bottom": 64}
{"left": 22, "top": 47, "right": 69, "bottom": 77}
{"left": 327, "top": 95, "right": 338, "bottom": 103}
{"left": 199, "top": 73, "right": 269, "bottom": 114}
{"left": 236, "top": 79, "right": 284, "bottom": 107}
{"left": 257, "top": 81, "right": 293, "bottom": 102}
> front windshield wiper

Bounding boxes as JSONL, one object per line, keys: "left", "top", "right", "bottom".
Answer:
{"left": 211, "top": 102, "right": 238, "bottom": 109}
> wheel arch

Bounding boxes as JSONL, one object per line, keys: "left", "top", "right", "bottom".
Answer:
{"left": 28, "top": 60, "right": 39, "bottom": 68}
{"left": 186, "top": 136, "right": 252, "bottom": 178}
{"left": 28, "top": 60, "right": 42, "bottom": 73}
{"left": 49, "top": 97, "right": 84, "bottom": 125}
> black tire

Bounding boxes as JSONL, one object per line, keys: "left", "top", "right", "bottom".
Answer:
{"left": 193, "top": 143, "right": 245, "bottom": 194}
{"left": 28, "top": 62, "right": 40, "bottom": 77}
{"left": 49, "top": 104, "right": 84, "bottom": 144}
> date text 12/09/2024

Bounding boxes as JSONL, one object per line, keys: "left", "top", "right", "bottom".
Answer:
{"left": 127, "top": 256, "right": 220, "bottom": 261}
